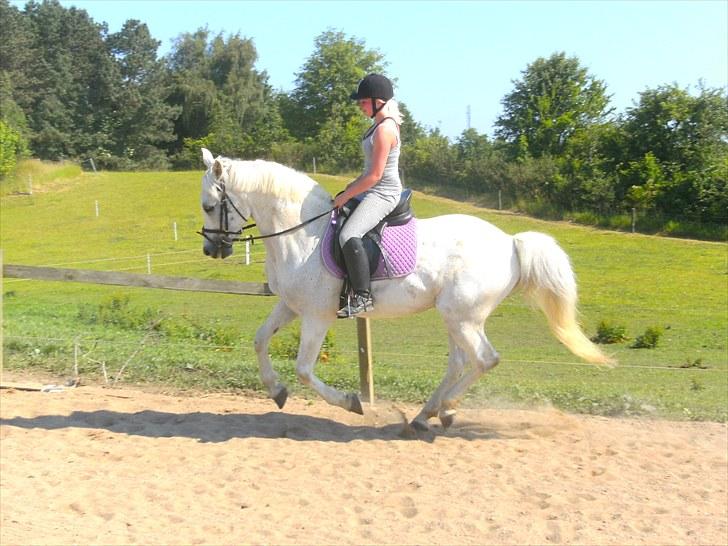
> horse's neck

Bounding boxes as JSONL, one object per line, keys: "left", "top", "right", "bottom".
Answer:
{"left": 229, "top": 162, "right": 329, "bottom": 262}
{"left": 249, "top": 192, "right": 329, "bottom": 261}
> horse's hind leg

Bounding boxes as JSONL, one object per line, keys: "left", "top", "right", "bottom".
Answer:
{"left": 411, "top": 335, "right": 467, "bottom": 430}
{"left": 438, "top": 322, "right": 500, "bottom": 426}
{"left": 254, "top": 301, "right": 296, "bottom": 408}
{"left": 295, "top": 317, "right": 360, "bottom": 413}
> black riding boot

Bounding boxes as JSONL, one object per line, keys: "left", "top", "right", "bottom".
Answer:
{"left": 337, "top": 237, "right": 374, "bottom": 318}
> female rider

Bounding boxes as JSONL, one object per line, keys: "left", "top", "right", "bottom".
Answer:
{"left": 333, "top": 73, "right": 404, "bottom": 318}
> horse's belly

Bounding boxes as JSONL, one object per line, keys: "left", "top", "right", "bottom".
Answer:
{"left": 371, "top": 215, "right": 517, "bottom": 317}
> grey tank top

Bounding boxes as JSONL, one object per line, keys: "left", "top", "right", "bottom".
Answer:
{"left": 362, "top": 118, "right": 402, "bottom": 200}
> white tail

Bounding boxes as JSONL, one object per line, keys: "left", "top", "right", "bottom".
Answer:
{"left": 513, "top": 232, "right": 615, "bottom": 366}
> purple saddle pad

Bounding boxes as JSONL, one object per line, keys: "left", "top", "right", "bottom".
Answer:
{"left": 321, "top": 212, "right": 417, "bottom": 280}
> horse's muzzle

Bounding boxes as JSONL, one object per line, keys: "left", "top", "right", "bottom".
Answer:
{"left": 203, "top": 238, "right": 234, "bottom": 259}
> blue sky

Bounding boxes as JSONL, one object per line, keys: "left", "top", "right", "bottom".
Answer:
{"left": 21, "top": 0, "right": 728, "bottom": 139}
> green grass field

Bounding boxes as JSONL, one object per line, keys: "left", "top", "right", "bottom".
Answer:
{"left": 2, "top": 161, "right": 726, "bottom": 420}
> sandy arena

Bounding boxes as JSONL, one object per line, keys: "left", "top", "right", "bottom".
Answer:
{"left": 1, "top": 373, "right": 726, "bottom": 545}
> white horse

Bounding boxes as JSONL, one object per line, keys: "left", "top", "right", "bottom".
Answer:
{"left": 199, "top": 148, "right": 613, "bottom": 430}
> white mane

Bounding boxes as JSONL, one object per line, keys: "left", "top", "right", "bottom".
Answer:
{"left": 225, "top": 159, "right": 331, "bottom": 206}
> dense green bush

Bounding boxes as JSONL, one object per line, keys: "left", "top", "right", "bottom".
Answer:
{"left": 631, "top": 327, "right": 664, "bottom": 349}
{"left": 0, "top": 120, "right": 26, "bottom": 178}
{"left": 591, "top": 320, "right": 629, "bottom": 344}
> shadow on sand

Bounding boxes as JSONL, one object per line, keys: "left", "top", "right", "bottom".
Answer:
{"left": 0, "top": 407, "right": 515, "bottom": 443}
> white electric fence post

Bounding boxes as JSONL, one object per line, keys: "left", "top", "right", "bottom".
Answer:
{"left": 73, "top": 337, "right": 80, "bottom": 378}
{"left": 95, "top": 200, "right": 99, "bottom": 217}
{"left": 245, "top": 241, "right": 250, "bottom": 265}
{"left": 173, "top": 222, "right": 178, "bottom": 241}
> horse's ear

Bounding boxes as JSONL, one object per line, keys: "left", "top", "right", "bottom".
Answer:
{"left": 201, "top": 148, "right": 214, "bottom": 168}
{"left": 213, "top": 159, "right": 223, "bottom": 179}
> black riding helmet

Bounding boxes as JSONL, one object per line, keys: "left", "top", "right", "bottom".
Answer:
{"left": 350, "top": 74, "right": 394, "bottom": 118}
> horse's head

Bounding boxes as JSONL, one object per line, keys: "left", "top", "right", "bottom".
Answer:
{"left": 199, "top": 148, "right": 250, "bottom": 259}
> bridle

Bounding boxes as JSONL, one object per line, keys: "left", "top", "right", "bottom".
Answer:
{"left": 197, "top": 179, "right": 335, "bottom": 247}
{"left": 197, "top": 181, "right": 247, "bottom": 249}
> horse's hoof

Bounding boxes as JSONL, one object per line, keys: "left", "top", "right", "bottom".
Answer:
{"left": 348, "top": 393, "right": 364, "bottom": 415}
{"left": 410, "top": 419, "right": 430, "bottom": 432}
{"left": 273, "top": 387, "right": 288, "bottom": 409}
{"left": 439, "top": 410, "right": 456, "bottom": 430}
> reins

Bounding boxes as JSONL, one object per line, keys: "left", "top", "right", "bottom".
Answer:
{"left": 197, "top": 179, "right": 335, "bottom": 246}
{"left": 236, "top": 207, "right": 335, "bottom": 244}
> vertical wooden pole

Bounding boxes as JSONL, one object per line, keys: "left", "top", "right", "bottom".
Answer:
{"left": 357, "top": 317, "right": 374, "bottom": 403}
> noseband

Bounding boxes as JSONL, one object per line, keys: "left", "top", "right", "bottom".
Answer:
{"left": 197, "top": 180, "right": 335, "bottom": 246}
{"left": 197, "top": 181, "right": 251, "bottom": 248}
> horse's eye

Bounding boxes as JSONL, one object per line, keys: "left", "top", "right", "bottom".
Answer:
{"left": 202, "top": 204, "right": 215, "bottom": 213}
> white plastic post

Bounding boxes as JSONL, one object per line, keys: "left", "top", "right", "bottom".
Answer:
{"left": 147, "top": 254, "right": 151, "bottom": 274}
{"left": 95, "top": 200, "right": 99, "bottom": 217}
{"left": 173, "top": 222, "right": 178, "bottom": 241}
{"left": 245, "top": 241, "right": 250, "bottom": 265}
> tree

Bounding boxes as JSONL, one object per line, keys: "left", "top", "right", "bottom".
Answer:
{"left": 0, "top": 120, "right": 26, "bottom": 178}
{"left": 452, "top": 129, "right": 509, "bottom": 197}
{"left": 1, "top": 0, "right": 123, "bottom": 160}
{"left": 398, "top": 101, "right": 425, "bottom": 146}
{"left": 618, "top": 84, "right": 728, "bottom": 221}
{"left": 166, "top": 28, "right": 283, "bottom": 163}
{"left": 495, "top": 52, "right": 612, "bottom": 159}
{"left": 105, "top": 20, "right": 180, "bottom": 168}
{"left": 0, "top": 0, "right": 36, "bottom": 118}
{"left": 286, "top": 30, "right": 386, "bottom": 141}
{"left": 622, "top": 84, "right": 727, "bottom": 172}
{"left": 20, "top": 0, "right": 118, "bottom": 159}
{"left": 400, "top": 129, "right": 457, "bottom": 187}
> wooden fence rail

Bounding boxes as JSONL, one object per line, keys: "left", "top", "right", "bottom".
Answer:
{"left": 1, "top": 260, "right": 374, "bottom": 402}
{"left": 3, "top": 264, "right": 273, "bottom": 296}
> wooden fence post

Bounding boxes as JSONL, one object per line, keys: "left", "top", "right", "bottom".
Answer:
{"left": 357, "top": 317, "right": 374, "bottom": 403}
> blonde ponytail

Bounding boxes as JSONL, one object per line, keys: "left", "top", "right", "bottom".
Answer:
{"left": 381, "top": 99, "right": 404, "bottom": 125}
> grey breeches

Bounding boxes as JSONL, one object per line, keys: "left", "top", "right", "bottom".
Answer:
{"left": 339, "top": 192, "right": 398, "bottom": 246}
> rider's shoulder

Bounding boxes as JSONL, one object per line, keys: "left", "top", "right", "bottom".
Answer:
{"left": 375, "top": 118, "right": 399, "bottom": 139}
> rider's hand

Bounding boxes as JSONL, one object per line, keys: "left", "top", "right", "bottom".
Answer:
{"left": 333, "top": 191, "right": 349, "bottom": 209}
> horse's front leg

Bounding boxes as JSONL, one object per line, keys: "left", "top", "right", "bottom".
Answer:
{"left": 296, "top": 317, "right": 363, "bottom": 414}
{"left": 254, "top": 300, "right": 297, "bottom": 409}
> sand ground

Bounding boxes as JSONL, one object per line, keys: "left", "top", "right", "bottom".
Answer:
{"left": 1, "top": 373, "right": 726, "bottom": 545}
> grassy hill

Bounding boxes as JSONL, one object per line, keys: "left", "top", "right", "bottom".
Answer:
{"left": 2, "top": 161, "right": 726, "bottom": 420}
